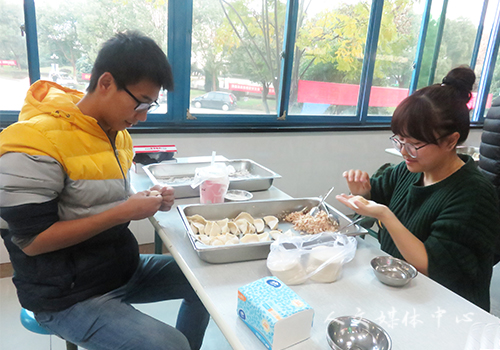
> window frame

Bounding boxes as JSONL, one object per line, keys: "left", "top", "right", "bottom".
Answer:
{"left": 2, "top": 0, "right": 499, "bottom": 131}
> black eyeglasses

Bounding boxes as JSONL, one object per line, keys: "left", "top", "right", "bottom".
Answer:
{"left": 123, "top": 86, "right": 159, "bottom": 112}
{"left": 390, "top": 135, "right": 430, "bottom": 159}
{"left": 390, "top": 134, "right": 450, "bottom": 159}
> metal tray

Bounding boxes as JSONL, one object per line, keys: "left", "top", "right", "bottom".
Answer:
{"left": 177, "top": 198, "right": 367, "bottom": 264}
{"left": 143, "top": 159, "right": 281, "bottom": 198}
{"left": 457, "top": 146, "right": 479, "bottom": 162}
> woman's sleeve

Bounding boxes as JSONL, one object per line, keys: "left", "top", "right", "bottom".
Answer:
{"left": 369, "top": 162, "right": 400, "bottom": 205}
{"left": 425, "top": 180, "right": 499, "bottom": 289}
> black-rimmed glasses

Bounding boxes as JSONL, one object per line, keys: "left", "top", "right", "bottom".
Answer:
{"left": 123, "top": 86, "right": 159, "bottom": 112}
{"left": 390, "top": 135, "right": 430, "bottom": 159}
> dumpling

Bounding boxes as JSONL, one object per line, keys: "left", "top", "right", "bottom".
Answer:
{"left": 235, "top": 212, "right": 255, "bottom": 224}
{"left": 264, "top": 215, "right": 279, "bottom": 230}
{"left": 254, "top": 218, "right": 265, "bottom": 233}
{"left": 269, "top": 230, "right": 282, "bottom": 240}
{"left": 217, "top": 219, "right": 230, "bottom": 234}
{"left": 228, "top": 221, "right": 240, "bottom": 234}
{"left": 195, "top": 234, "right": 211, "bottom": 245}
{"left": 240, "top": 234, "right": 259, "bottom": 243}
{"left": 235, "top": 219, "right": 249, "bottom": 234}
{"left": 191, "top": 222, "right": 205, "bottom": 235}
{"left": 188, "top": 214, "right": 207, "bottom": 225}
{"left": 257, "top": 231, "right": 270, "bottom": 242}
{"left": 204, "top": 221, "right": 221, "bottom": 237}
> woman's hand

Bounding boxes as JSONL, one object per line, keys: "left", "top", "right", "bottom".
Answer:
{"left": 336, "top": 194, "right": 389, "bottom": 221}
{"left": 336, "top": 193, "right": 429, "bottom": 274}
{"left": 149, "top": 185, "right": 175, "bottom": 212}
{"left": 342, "top": 169, "right": 371, "bottom": 198}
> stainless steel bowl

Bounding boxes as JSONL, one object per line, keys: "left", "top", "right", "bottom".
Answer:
{"left": 371, "top": 256, "right": 417, "bottom": 287}
{"left": 327, "top": 316, "right": 392, "bottom": 350}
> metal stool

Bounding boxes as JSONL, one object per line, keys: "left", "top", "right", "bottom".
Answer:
{"left": 20, "top": 308, "right": 78, "bottom": 350}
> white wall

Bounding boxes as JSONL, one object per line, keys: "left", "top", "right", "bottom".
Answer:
{"left": 0, "top": 129, "right": 482, "bottom": 264}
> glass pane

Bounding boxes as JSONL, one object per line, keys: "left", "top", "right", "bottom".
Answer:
{"left": 367, "top": 0, "right": 423, "bottom": 116}
{"left": 35, "top": 0, "right": 168, "bottom": 114}
{"left": 191, "top": 0, "right": 286, "bottom": 115}
{"left": 418, "top": 0, "right": 483, "bottom": 87}
{"left": 0, "top": 0, "right": 30, "bottom": 111}
{"left": 417, "top": 0, "right": 497, "bottom": 118}
{"left": 289, "top": 0, "right": 371, "bottom": 116}
{"left": 474, "top": 0, "right": 500, "bottom": 117}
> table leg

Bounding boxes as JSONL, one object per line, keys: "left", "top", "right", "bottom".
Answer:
{"left": 154, "top": 229, "right": 163, "bottom": 254}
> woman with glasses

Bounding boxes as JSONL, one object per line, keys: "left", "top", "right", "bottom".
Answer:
{"left": 337, "top": 66, "right": 499, "bottom": 311}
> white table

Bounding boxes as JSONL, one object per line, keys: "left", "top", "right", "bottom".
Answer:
{"left": 131, "top": 171, "right": 500, "bottom": 350}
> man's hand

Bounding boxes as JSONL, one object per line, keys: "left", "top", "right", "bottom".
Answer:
{"left": 119, "top": 192, "right": 163, "bottom": 221}
{"left": 149, "top": 185, "right": 175, "bottom": 212}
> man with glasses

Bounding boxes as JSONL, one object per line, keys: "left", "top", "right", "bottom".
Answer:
{"left": 0, "top": 31, "right": 209, "bottom": 350}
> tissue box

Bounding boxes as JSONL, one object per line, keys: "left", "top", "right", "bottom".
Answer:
{"left": 237, "top": 276, "right": 314, "bottom": 350}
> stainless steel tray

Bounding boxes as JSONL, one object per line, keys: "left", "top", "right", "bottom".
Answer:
{"left": 143, "top": 159, "right": 281, "bottom": 198}
{"left": 177, "top": 198, "right": 367, "bottom": 264}
{"left": 457, "top": 146, "right": 479, "bottom": 162}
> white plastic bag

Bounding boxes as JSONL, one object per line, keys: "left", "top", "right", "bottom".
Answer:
{"left": 266, "top": 232, "right": 357, "bottom": 285}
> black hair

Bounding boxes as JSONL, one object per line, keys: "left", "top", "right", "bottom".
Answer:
{"left": 391, "top": 66, "right": 475, "bottom": 145}
{"left": 87, "top": 31, "right": 173, "bottom": 92}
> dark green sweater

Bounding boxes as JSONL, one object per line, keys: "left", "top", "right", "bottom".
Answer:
{"left": 370, "top": 155, "right": 499, "bottom": 311}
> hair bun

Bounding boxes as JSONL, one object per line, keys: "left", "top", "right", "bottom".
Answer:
{"left": 441, "top": 66, "right": 475, "bottom": 101}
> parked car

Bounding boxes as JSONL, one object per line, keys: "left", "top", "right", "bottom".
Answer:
{"left": 51, "top": 72, "right": 78, "bottom": 89}
{"left": 191, "top": 91, "right": 237, "bottom": 111}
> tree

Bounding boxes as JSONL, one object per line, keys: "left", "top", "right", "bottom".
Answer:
{"left": 0, "top": 0, "right": 27, "bottom": 70}
{"left": 192, "top": 0, "right": 226, "bottom": 92}
{"left": 291, "top": 0, "right": 418, "bottom": 113}
{"left": 218, "top": 0, "right": 287, "bottom": 113}
{"left": 418, "top": 16, "right": 477, "bottom": 89}
{"left": 35, "top": 0, "right": 168, "bottom": 81}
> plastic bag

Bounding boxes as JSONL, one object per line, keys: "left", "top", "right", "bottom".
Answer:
{"left": 191, "top": 163, "right": 230, "bottom": 204}
{"left": 266, "top": 232, "right": 357, "bottom": 285}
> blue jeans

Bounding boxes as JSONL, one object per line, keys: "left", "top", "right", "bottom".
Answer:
{"left": 34, "top": 254, "right": 210, "bottom": 350}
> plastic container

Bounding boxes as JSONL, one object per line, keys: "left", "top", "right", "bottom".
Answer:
{"left": 191, "top": 163, "right": 230, "bottom": 204}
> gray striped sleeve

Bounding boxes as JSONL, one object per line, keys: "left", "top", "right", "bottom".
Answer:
{"left": 0, "top": 152, "right": 65, "bottom": 207}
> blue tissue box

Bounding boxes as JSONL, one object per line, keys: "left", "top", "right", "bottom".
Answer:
{"left": 237, "top": 276, "right": 314, "bottom": 350}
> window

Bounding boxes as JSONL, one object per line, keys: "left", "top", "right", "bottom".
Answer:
{"left": 1, "top": 0, "right": 500, "bottom": 130}
{"left": 288, "top": 1, "right": 371, "bottom": 117}
{"left": 367, "top": 0, "right": 422, "bottom": 116}
{"left": 191, "top": 0, "right": 285, "bottom": 116}
{"left": 0, "top": 0, "right": 30, "bottom": 111}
